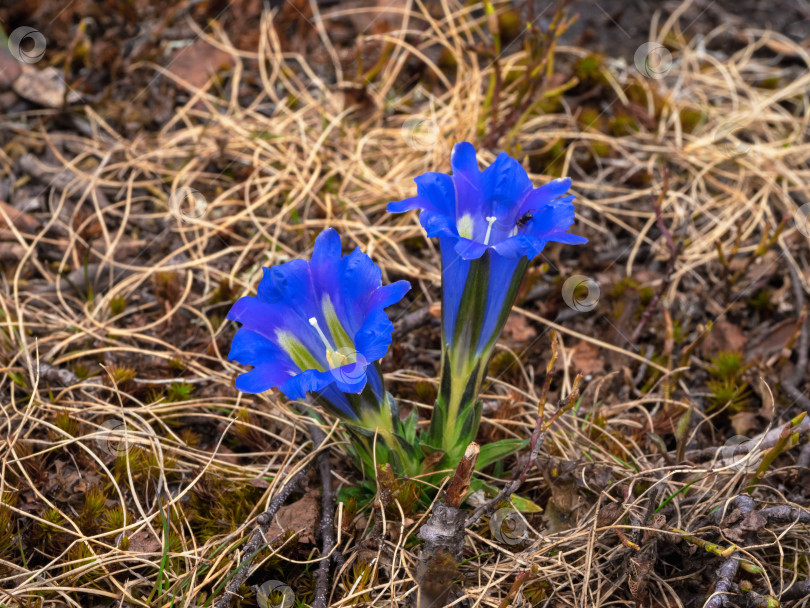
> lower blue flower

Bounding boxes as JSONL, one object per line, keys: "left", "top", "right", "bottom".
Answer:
{"left": 227, "top": 228, "right": 410, "bottom": 418}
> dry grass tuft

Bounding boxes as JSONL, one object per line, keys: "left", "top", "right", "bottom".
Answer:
{"left": 1, "top": 1, "right": 809, "bottom": 607}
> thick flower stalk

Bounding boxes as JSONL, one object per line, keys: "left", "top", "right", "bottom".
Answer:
{"left": 226, "top": 228, "right": 421, "bottom": 476}
{"left": 388, "top": 142, "right": 587, "bottom": 464}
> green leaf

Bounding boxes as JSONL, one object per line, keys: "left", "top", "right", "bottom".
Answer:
{"left": 468, "top": 476, "right": 500, "bottom": 497}
{"left": 509, "top": 493, "right": 543, "bottom": 513}
{"left": 475, "top": 438, "right": 528, "bottom": 470}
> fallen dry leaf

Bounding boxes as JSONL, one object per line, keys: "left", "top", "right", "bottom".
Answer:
{"left": 127, "top": 529, "right": 162, "bottom": 554}
{"left": 571, "top": 340, "right": 605, "bottom": 375}
{"left": 746, "top": 318, "right": 797, "bottom": 361}
{"left": 168, "top": 40, "right": 233, "bottom": 93}
{"left": 701, "top": 320, "right": 746, "bottom": 355}
{"left": 503, "top": 314, "right": 537, "bottom": 345}
{"left": 13, "top": 65, "right": 81, "bottom": 108}
{"left": 730, "top": 411, "right": 761, "bottom": 436}
{"left": 0, "top": 50, "right": 22, "bottom": 89}
{"left": 0, "top": 200, "right": 41, "bottom": 232}
{"left": 267, "top": 489, "right": 320, "bottom": 544}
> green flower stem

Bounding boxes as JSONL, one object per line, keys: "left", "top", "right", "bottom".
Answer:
{"left": 315, "top": 368, "right": 422, "bottom": 477}
{"left": 426, "top": 252, "right": 529, "bottom": 465}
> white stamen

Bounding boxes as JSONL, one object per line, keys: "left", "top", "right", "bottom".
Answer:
{"left": 484, "top": 216, "right": 497, "bottom": 245}
{"left": 309, "top": 317, "right": 335, "bottom": 353}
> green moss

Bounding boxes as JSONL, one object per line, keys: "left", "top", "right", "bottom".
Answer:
{"left": 186, "top": 474, "right": 265, "bottom": 542}
{"left": 609, "top": 277, "right": 639, "bottom": 300}
{"left": 33, "top": 508, "right": 67, "bottom": 553}
{"left": 747, "top": 289, "right": 773, "bottom": 312}
{"left": 575, "top": 54, "right": 604, "bottom": 83}
{"left": 679, "top": 107, "right": 706, "bottom": 133}
{"left": 210, "top": 277, "right": 238, "bottom": 304}
{"left": 109, "top": 365, "right": 136, "bottom": 387}
{"left": 54, "top": 411, "right": 79, "bottom": 437}
{"left": 756, "top": 76, "right": 780, "bottom": 90}
{"left": 167, "top": 381, "right": 193, "bottom": 402}
{"left": 608, "top": 114, "right": 638, "bottom": 136}
{"left": 102, "top": 505, "right": 129, "bottom": 532}
{"left": 590, "top": 141, "right": 610, "bottom": 158}
{"left": 707, "top": 351, "right": 750, "bottom": 411}
{"left": 109, "top": 295, "right": 127, "bottom": 316}
{"left": 709, "top": 351, "right": 745, "bottom": 380}
{"left": 78, "top": 487, "right": 107, "bottom": 533}
{"left": 578, "top": 107, "right": 602, "bottom": 130}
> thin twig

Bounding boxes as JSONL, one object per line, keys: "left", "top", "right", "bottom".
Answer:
{"left": 312, "top": 426, "right": 337, "bottom": 608}
{"left": 215, "top": 425, "right": 327, "bottom": 608}
{"left": 466, "top": 374, "right": 583, "bottom": 526}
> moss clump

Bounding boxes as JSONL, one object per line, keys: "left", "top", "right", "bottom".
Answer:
{"left": 574, "top": 54, "right": 605, "bottom": 84}
{"left": 707, "top": 351, "right": 751, "bottom": 412}
{"left": 186, "top": 474, "right": 264, "bottom": 542}
{"left": 109, "top": 295, "right": 127, "bottom": 316}
{"left": 679, "top": 107, "right": 706, "bottom": 133}
{"left": 54, "top": 410, "right": 80, "bottom": 438}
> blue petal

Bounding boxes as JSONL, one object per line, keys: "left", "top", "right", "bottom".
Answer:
{"left": 476, "top": 253, "right": 523, "bottom": 353}
{"left": 421, "top": 210, "right": 459, "bottom": 239}
{"left": 387, "top": 195, "right": 425, "bottom": 214}
{"left": 440, "top": 238, "right": 471, "bottom": 343}
{"left": 355, "top": 309, "right": 395, "bottom": 362}
{"left": 482, "top": 152, "right": 533, "bottom": 213}
{"left": 313, "top": 384, "right": 358, "bottom": 419}
{"left": 227, "top": 295, "right": 325, "bottom": 369}
{"left": 339, "top": 247, "right": 383, "bottom": 335}
{"left": 330, "top": 361, "right": 370, "bottom": 394}
{"left": 529, "top": 197, "right": 578, "bottom": 238}
{"left": 453, "top": 237, "right": 488, "bottom": 260}
{"left": 450, "top": 142, "right": 485, "bottom": 220}
{"left": 256, "top": 260, "right": 310, "bottom": 305}
{"left": 310, "top": 228, "right": 342, "bottom": 293}
{"left": 229, "top": 330, "right": 301, "bottom": 394}
{"left": 491, "top": 234, "right": 546, "bottom": 259}
{"left": 545, "top": 232, "right": 589, "bottom": 245}
{"left": 366, "top": 280, "right": 410, "bottom": 312}
{"left": 388, "top": 172, "right": 454, "bottom": 215}
{"left": 279, "top": 368, "right": 346, "bottom": 401}
{"left": 517, "top": 178, "right": 572, "bottom": 216}
{"left": 236, "top": 363, "right": 297, "bottom": 395}
{"left": 229, "top": 328, "right": 294, "bottom": 369}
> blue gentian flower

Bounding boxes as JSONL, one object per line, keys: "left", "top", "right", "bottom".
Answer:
{"left": 387, "top": 142, "right": 586, "bottom": 461}
{"left": 227, "top": 228, "right": 421, "bottom": 475}
{"left": 227, "top": 228, "right": 409, "bottom": 409}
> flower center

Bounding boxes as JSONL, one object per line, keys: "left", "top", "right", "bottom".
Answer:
{"left": 457, "top": 213, "right": 474, "bottom": 239}
{"left": 309, "top": 317, "right": 352, "bottom": 368}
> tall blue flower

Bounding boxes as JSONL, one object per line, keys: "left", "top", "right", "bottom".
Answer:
{"left": 227, "top": 228, "right": 420, "bottom": 475}
{"left": 388, "top": 142, "right": 586, "bottom": 463}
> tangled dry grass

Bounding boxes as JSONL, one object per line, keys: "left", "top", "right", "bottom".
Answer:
{"left": 1, "top": 1, "right": 809, "bottom": 606}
